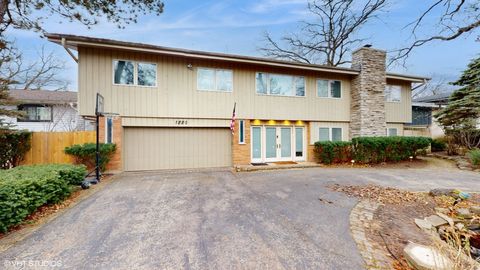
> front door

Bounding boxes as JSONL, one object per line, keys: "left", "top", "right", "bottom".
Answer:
{"left": 265, "top": 126, "right": 292, "bottom": 162}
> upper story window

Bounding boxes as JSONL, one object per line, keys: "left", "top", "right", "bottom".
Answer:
{"left": 197, "top": 68, "right": 233, "bottom": 92}
{"left": 113, "top": 60, "right": 157, "bottom": 87}
{"left": 317, "top": 79, "right": 341, "bottom": 98}
{"left": 137, "top": 63, "right": 157, "bottom": 86}
{"left": 385, "top": 85, "right": 401, "bottom": 102}
{"left": 18, "top": 105, "right": 52, "bottom": 122}
{"left": 256, "top": 72, "right": 305, "bottom": 97}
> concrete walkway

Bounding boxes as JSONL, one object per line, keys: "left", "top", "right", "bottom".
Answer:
{"left": 1, "top": 162, "right": 478, "bottom": 269}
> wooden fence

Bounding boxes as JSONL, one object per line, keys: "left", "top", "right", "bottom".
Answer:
{"left": 21, "top": 131, "right": 96, "bottom": 165}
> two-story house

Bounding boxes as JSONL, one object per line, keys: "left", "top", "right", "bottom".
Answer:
{"left": 47, "top": 34, "right": 428, "bottom": 171}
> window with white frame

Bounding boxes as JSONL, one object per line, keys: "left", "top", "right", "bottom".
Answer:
{"left": 255, "top": 72, "right": 305, "bottom": 97}
{"left": 113, "top": 60, "right": 157, "bottom": 86}
{"left": 18, "top": 105, "right": 52, "bottom": 122}
{"left": 105, "top": 117, "right": 113, "bottom": 143}
{"left": 387, "top": 128, "right": 398, "bottom": 137}
{"left": 317, "top": 79, "right": 341, "bottom": 98}
{"left": 385, "top": 85, "right": 401, "bottom": 102}
{"left": 239, "top": 120, "right": 245, "bottom": 144}
{"left": 318, "top": 127, "right": 343, "bottom": 142}
{"left": 197, "top": 68, "right": 233, "bottom": 92}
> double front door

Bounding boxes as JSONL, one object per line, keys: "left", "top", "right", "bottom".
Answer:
{"left": 251, "top": 126, "right": 305, "bottom": 163}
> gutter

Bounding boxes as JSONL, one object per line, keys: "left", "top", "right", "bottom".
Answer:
{"left": 61, "top": 38, "right": 78, "bottom": 63}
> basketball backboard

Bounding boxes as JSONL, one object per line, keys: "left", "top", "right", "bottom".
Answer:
{"left": 95, "top": 93, "right": 104, "bottom": 115}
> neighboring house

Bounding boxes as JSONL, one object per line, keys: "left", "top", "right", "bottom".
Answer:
{"left": 410, "top": 93, "right": 451, "bottom": 138}
{"left": 3, "top": 89, "right": 94, "bottom": 132}
{"left": 47, "top": 33, "right": 429, "bottom": 171}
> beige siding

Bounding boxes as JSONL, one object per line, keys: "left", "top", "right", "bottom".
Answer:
{"left": 78, "top": 47, "right": 352, "bottom": 121}
{"left": 309, "top": 122, "right": 350, "bottom": 144}
{"left": 123, "top": 127, "right": 232, "bottom": 171}
{"left": 385, "top": 82, "right": 412, "bottom": 123}
{"left": 122, "top": 117, "right": 230, "bottom": 127}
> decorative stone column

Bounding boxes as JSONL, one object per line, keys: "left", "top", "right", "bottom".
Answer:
{"left": 350, "top": 47, "right": 387, "bottom": 138}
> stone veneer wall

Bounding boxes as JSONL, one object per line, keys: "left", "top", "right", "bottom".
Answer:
{"left": 99, "top": 116, "right": 123, "bottom": 172}
{"left": 350, "top": 47, "right": 387, "bottom": 138}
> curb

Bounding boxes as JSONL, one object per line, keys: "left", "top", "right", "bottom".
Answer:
{"left": 350, "top": 200, "right": 392, "bottom": 269}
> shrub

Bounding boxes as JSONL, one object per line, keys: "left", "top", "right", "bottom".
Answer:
{"left": 314, "top": 141, "right": 352, "bottom": 164}
{"left": 468, "top": 149, "right": 480, "bottom": 167}
{"left": 352, "top": 136, "right": 431, "bottom": 163}
{"left": 64, "top": 143, "right": 116, "bottom": 171}
{"left": 0, "top": 164, "right": 86, "bottom": 232}
{"left": 0, "top": 130, "right": 32, "bottom": 169}
{"left": 431, "top": 138, "right": 447, "bottom": 152}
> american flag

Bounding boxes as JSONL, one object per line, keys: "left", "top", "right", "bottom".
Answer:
{"left": 230, "top": 102, "right": 236, "bottom": 135}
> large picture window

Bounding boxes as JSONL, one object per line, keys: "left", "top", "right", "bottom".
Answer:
{"left": 255, "top": 72, "right": 305, "bottom": 97}
{"left": 113, "top": 60, "right": 157, "bottom": 87}
{"left": 317, "top": 79, "right": 341, "bottom": 98}
{"left": 385, "top": 85, "right": 401, "bottom": 102}
{"left": 197, "top": 68, "right": 233, "bottom": 92}
{"left": 18, "top": 105, "right": 52, "bottom": 122}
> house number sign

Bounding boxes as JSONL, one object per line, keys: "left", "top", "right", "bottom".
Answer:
{"left": 175, "top": 120, "right": 188, "bottom": 125}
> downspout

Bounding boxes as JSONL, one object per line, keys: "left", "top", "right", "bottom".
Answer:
{"left": 61, "top": 38, "right": 78, "bottom": 63}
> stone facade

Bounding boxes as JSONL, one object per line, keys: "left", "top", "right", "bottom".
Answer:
{"left": 350, "top": 47, "right": 387, "bottom": 138}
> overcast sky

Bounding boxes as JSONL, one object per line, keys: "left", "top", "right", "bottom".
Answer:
{"left": 11, "top": 0, "right": 479, "bottom": 91}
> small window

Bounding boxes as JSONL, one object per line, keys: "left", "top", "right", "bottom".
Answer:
{"left": 318, "top": 127, "right": 343, "bottom": 142}
{"left": 255, "top": 72, "right": 305, "bottom": 97}
{"left": 319, "top": 128, "right": 330, "bottom": 141}
{"left": 197, "top": 68, "right": 233, "bottom": 92}
{"left": 113, "top": 60, "right": 134, "bottom": 85}
{"left": 137, "top": 63, "right": 157, "bottom": 86}
{"left": 317, "top": 79, "right": 341, "bottom": 98}
{"left": 385, "top": 85, "right": 401, "bottom": 102}
{"left": 387, "top": 128, "right": 398, "bottom": 137}
{"left": 18, "top": 105, "right": 52, "bottom": 122}
{"left": 106, "top": 117, "right": 113, "bottom": 143}
{"left": 295, "top": 127, "right": 304, "bottom": 157}
{"left": 332, "top": 128, "right": 342, "bottom": 141}
{"left": 239, "top": 120, "right": 245, "bottom": 144}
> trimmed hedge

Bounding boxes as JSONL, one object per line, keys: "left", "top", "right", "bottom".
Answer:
{"left": 0, "top": 164, "right": 87, "bottom": 232}
{"left": 64, "top": 143, "right": 116, "bottom": 171}
{"left": 314, "top": 141, "right": 352, "bottom": 164}
{"left": 0, "top": 130, "right": 32, "bottom": 169}
{"left": 314, "top": 136, "right": 432, "bottom": 164}
{"left": 431, "top": 138, "right": 447, "bottom": 152}
{"left": 352, "top": 136, "right": 431, "bottom": 163}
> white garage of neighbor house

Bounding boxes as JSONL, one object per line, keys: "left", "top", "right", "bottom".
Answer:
{"left": 47, "top": 33, "right": 428, "bottom": 171}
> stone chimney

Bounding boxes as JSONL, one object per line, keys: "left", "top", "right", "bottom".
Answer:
{"left": 350, "top": 46, "right": 387, "bottom": 138}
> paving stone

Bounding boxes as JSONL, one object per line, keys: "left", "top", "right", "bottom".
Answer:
{"left": 404, "top": 242, "right": 452, "bottom": 270}
{"left": 425, "top": 215, "right": 448, "bottom": 227}
{"left": 414, "top": 218, "right": 433, "bottom": 231}
{"left": 457, "top": 208, "right": 472, "bottom": 219}
{"left": 470, "top": 206, "right": 480, "bottom": 215}
{"left": 434, "top": 207, "right": 449, "bottom": 214}
{"left": 436, "top": 212, "right": 454, "bottom": 227}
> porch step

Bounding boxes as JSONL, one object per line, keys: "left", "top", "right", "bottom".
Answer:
{"left": 234, "top": 162, "right": 321, "bottom": 172}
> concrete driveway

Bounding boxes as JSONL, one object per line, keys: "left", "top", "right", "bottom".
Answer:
{"left": 1, "top": 163, "right": 479, "bottom": 269}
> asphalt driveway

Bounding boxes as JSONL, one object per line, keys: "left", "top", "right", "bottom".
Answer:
{"left": 1, "top": 163, "right": 479, "bottom": 269}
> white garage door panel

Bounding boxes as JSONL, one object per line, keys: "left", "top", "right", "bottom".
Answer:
{"left": 124, "top": 127, "right": 232, "bottom": 171}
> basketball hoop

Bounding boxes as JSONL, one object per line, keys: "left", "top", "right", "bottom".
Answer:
{"left": 85, "top": 93, "right": 120, "bottom": 186}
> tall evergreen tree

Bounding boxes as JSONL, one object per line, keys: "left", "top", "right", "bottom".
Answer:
{"left": 436, "top": 57, "right": 480, "bottom": 131}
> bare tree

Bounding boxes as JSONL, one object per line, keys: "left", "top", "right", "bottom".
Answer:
{"left": 412, "top": 74, "right": 454, "bottom": 99}
{"left": 390, "top": 0, "right": 480, "bottom": 66}
{"left": 7, "top": 46, "right": 69, "bottom": 91}
{"left": 259, "top": 0, "right": 387, "bottom": 66}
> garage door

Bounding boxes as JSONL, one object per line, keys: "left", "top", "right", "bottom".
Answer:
{"left": 123, "top": 127, "right": 232, "bottom": 171}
